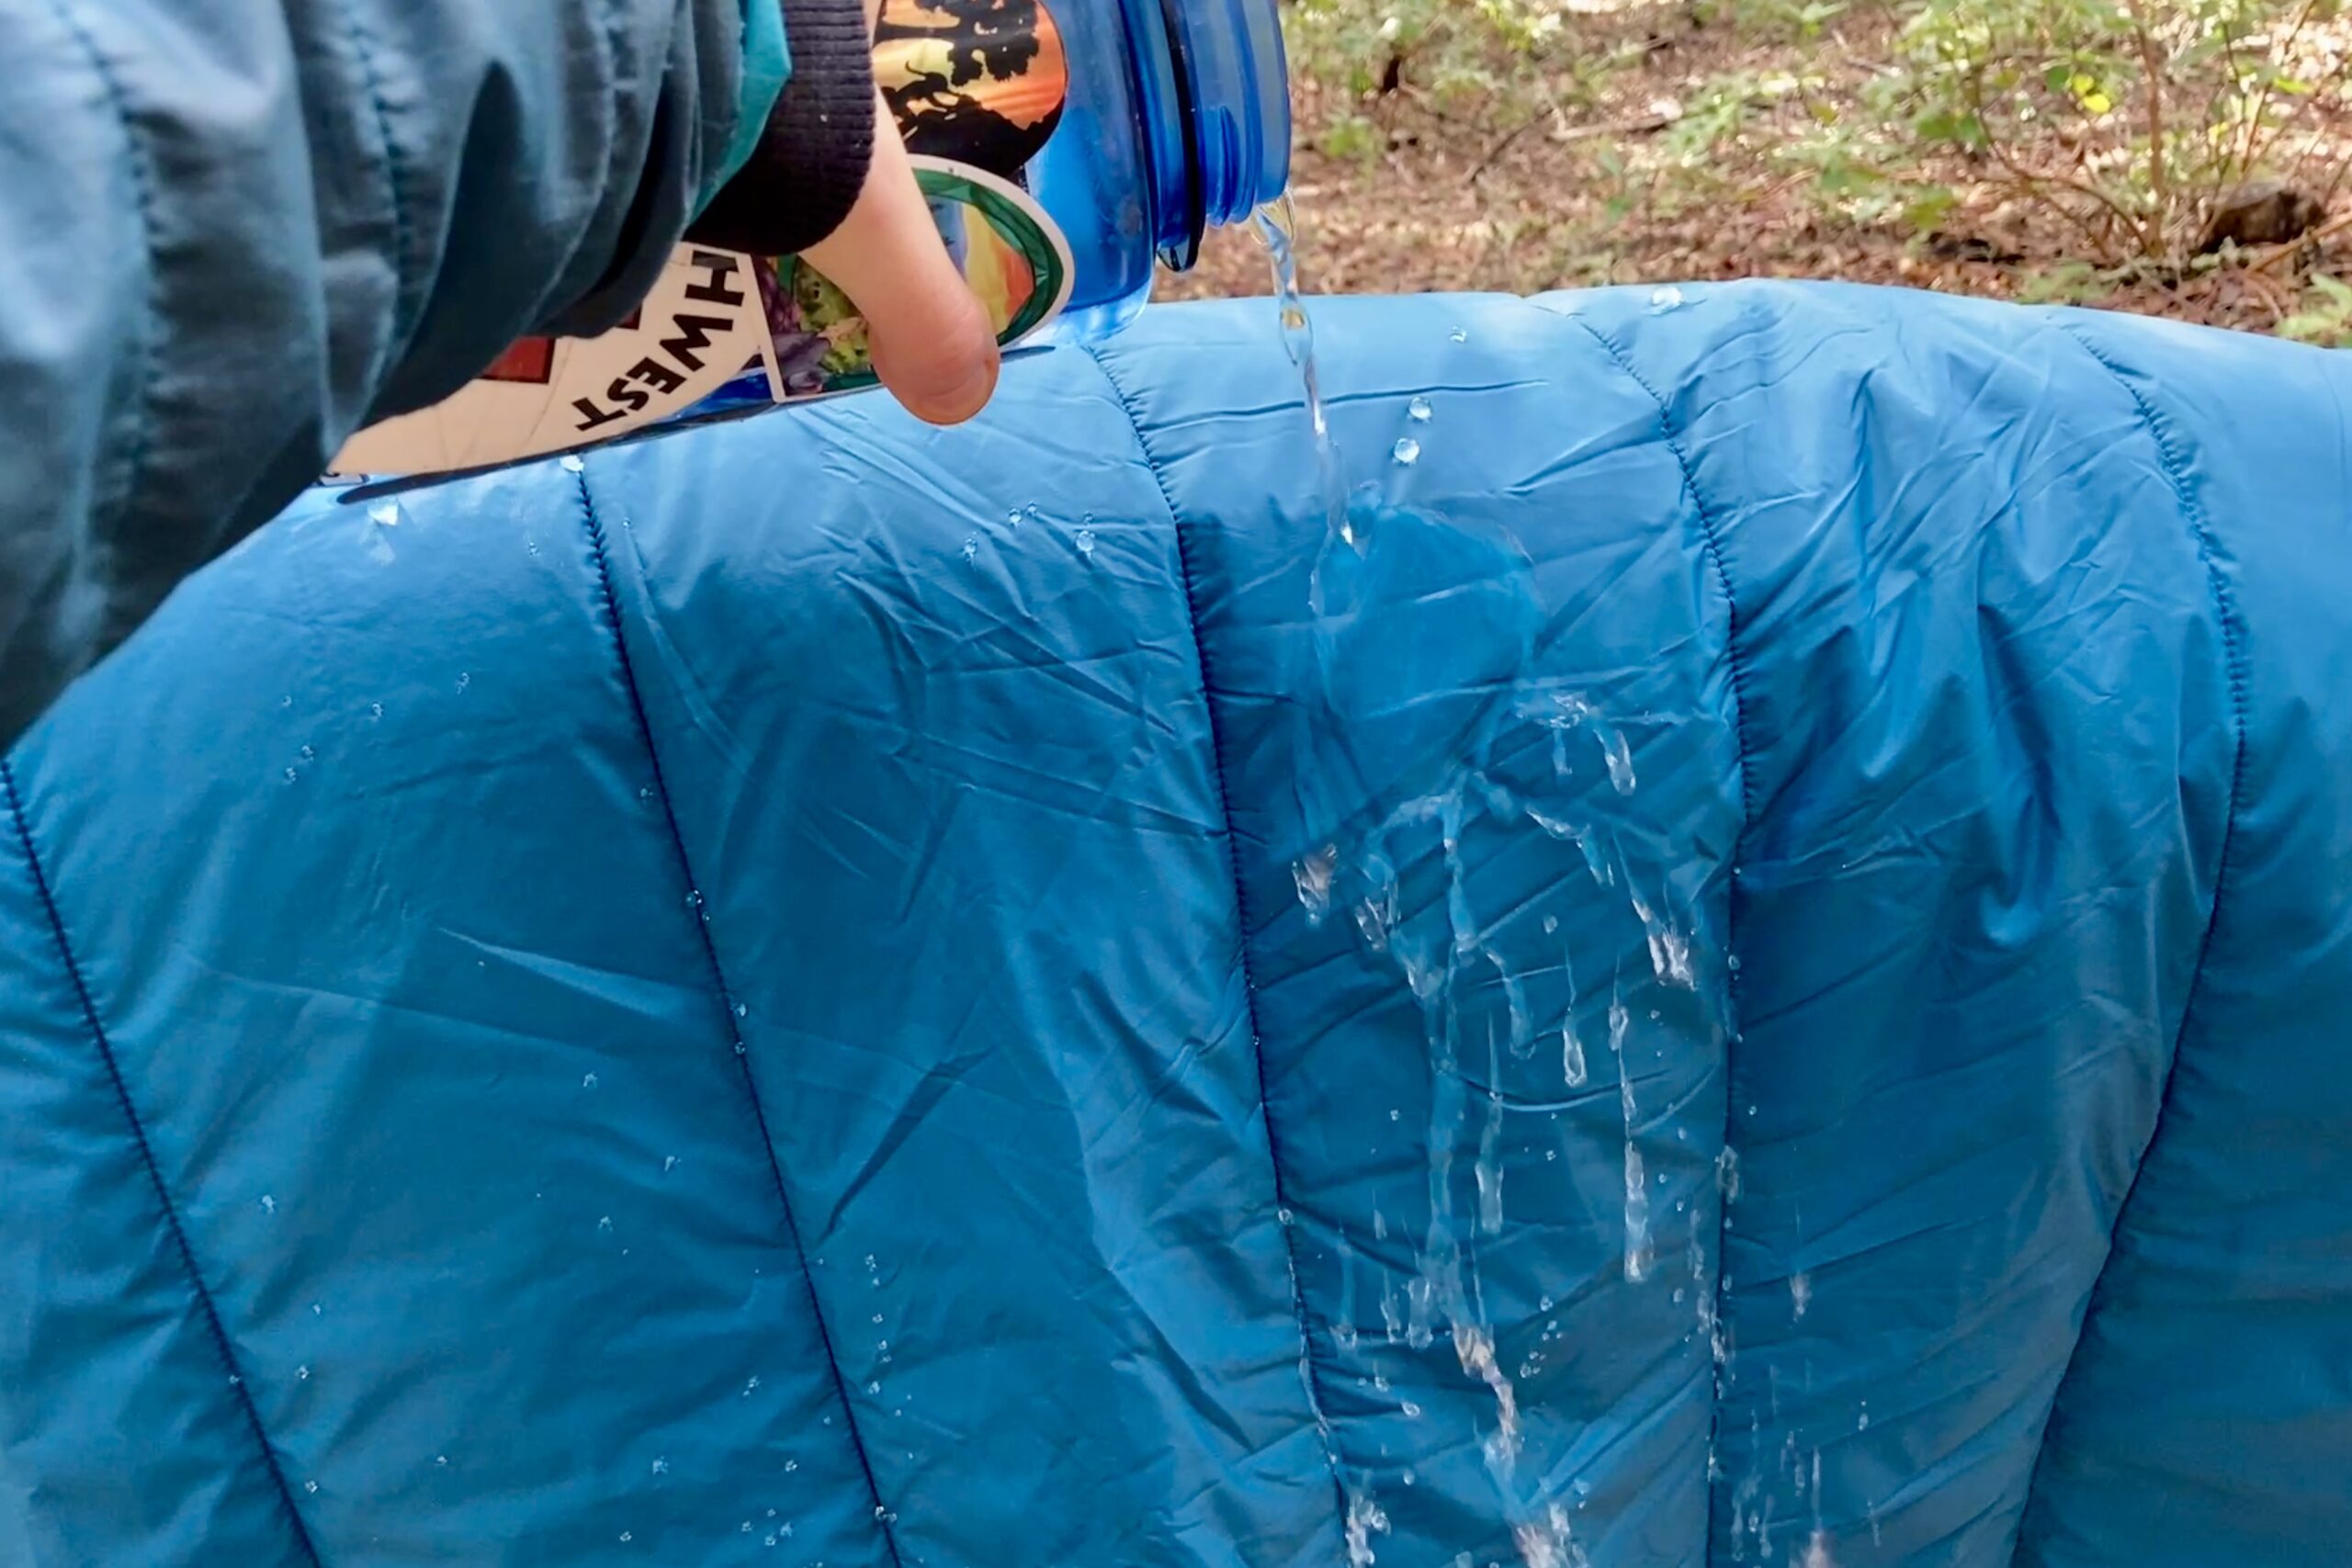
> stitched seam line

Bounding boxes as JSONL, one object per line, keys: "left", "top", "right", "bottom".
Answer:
{"left": 332, "top": 0, "right": 415, "bottom": 371}
{"left": 1557, "top": 310, "right": 1757, "bottom": 1568}
{"left": 1081, "top": 345, "right": 1355, "bottom": 1540}
{"left": 570, "top": 468, "right": 906, "bottom": 1568}
{"left": 38, "top": 2, "right": 162, "bottom": 570}
{"left": 2013, "top": 321, "right": 2252, "bottom": 1536}
{"left": 0, "top": 760, "right": 323, "bottom": 1565}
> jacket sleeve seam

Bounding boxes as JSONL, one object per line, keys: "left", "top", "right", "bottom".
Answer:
{"left": 567, "top": 462, "right": 910, "bottom": 1568}
{"left": 1080, "top": 341, "right": 1359, "bottom": 1554}
{"left": 1543, "top": 301, "right": 1758, "bottom": 1567}
{"left": 327, "top": 0, "right": 419, "bottom": 374}
{"left": 2010, "top": 316, "right": 2253, "bottom": 1545}
{"left": 0, "top": 758, "right": 324, "bottom": 1565}
{"left": 36, "top": 1, "right": 161, "bottom": 570}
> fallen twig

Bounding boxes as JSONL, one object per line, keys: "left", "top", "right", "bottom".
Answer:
{"left": 1468, "top": 111, "right": 1673, "bottom": 183}
{"left": 2249, "top": 207, "right": 2352, "bottom": 272}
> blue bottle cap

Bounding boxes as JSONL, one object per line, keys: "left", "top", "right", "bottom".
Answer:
{"left": 1128, "top": 0, "right": 1292, "bottom": 268}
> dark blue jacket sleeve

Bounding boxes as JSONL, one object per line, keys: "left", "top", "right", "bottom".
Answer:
{"left": 0, "top": 0, "right": 786, "bottom": 745}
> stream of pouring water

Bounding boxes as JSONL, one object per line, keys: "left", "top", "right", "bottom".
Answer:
{"left": 1253, "top": 197, "right": 1353, "bottom": 547}
{"left": 1251, "top": 199, "right": 1602, "bottom": 1568}
{"left": 1244, "top": 206, "right": 1786, "bottom": 1568}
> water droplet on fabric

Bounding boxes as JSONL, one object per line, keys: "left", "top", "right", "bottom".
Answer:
{"left": 1392, "top": 437, "right": 1420, "bottom": 466}
{"left": 368, "top": 501, "right": 401, "bottom": 527}
{"left": 1408, "top": 396, "right": 1433, "bottom": 423}
{"left": 1450, "top": 327, "right": 1470, "bottom": 344}
{"left": 368, "top": 702, "right": 384, "bottom": 721}
{"left": 597, "top": 1216, "right": 614, "bottom": 1233}
{"left": 651, "top": 1457, "right": 668, "bottom": 1474}
{"left": 283, "top": 768, "right": 300, "bottom": 784}
{"left": 296, "top": 1365, "right": 310, "bottom": 1380}
{"left": 1006, "top": 508, "right": 1023, "bottom": 528}
{"left": 304, "top": 1481, "right": 319, "bottom": 1495}
{"left": 866, "top": 1380, "right": 881, "bottom": 1394}
{"left": 734, "top": 1002, "right": 749, "bottom": 1020}
{"left": 1075, "top": 527, "right": 1097, "bottom": 558}
{"left": 435, "top": 1455, "right": 447, "bottom": 1466}
{"left": 455, "top": 672, "right": 470, "bottom": 693}
{"left": 1292, "top": 846, "right": 1337, "bottom": 927}
{"left": 299, "top": 745, "right": 315, "bottom": 761}
{"left": 310, "top": 1303, "right": 322, "bottom": 1316}
{"left": 259, "top": 1195, "right": 276, "bottom": 1214}
{"left": 1276, "top": 1207, "right": 1294, "bottom": 1226}
{"left": 962, "top": 536, "right": 979, "bottom": 563}
{"left": 782, "top": 1458, "right": 795, "bottom": 1472}
{"left": 560, "top": 456, "right": 585, "bottom": 474}
{"left": 1650, "top": 285, "right": 1687, "bottom": 312}
{"left": 582, "top": 1072, "right": 599, "bottom": 1089}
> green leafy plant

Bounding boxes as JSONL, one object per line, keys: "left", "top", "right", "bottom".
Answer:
{"left": 1864, "top": 0, "right": 2351, "bottom": 263}
{"left": 2279, "top": 272, "right": 2352, "bottom": 341}
{"left": 1283, "top": 0, "right": 1608, "bottom": 162}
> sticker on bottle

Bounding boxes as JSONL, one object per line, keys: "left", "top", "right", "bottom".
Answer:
{"left": 330, "top": 161, "right": 1073, "bottom": 479}
{"left": 690, "top": 157, "right": 1073, "bottom": 413}
{"left": 328, "top": 249, "right": 775, "bottom": 478}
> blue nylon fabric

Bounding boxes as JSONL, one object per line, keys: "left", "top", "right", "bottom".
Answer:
{"left": 1, "top": 285, "right": 2347, "bottom": 1566}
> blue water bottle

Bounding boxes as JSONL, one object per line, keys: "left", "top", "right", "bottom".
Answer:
{"left": 1009, "top": 0, "right": 1295, "bottom": 335}
{"left": 330, "top": 0, "right": 1292, "bottom": 479}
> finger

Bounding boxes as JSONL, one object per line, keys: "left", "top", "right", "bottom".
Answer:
{"left": 803, "top": 93, "right": 1001, "bottom": 425}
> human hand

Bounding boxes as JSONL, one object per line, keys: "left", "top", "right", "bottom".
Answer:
{"left": 802, "top": 87, "right": 1001, "bottom": 425}
{"left": 690, "top": 0, "right": 1000, "bottom": 424}
{"left": 799, "top": 0, "right": 999, "bottom": 426}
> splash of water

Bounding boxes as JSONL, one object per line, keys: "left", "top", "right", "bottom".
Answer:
{"left": 1294, "top": 844, "right": 1338, "bottom": 927}
{"left": 1344, "top": 1487, "right": 1391, "bottom": 1567}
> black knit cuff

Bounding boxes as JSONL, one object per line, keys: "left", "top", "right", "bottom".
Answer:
{"left": 686, "top": 0, "right": 877, "bottom": 256}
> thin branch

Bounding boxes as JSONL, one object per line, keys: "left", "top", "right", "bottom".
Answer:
{"left": 2238, "top": 0, "right": 2323, "bottom": 179}
{"left": 1971, "top": 71, "right": 2156, "bottom": 256}
{"left": 2126, "top": 0, "right": 2171, "bottom": 254}
{"left": 2249, "top": 205, "right": 2352, "bottom": 271}
{"left": 1468, "top": 105, "right": 1673, "bottom": 184}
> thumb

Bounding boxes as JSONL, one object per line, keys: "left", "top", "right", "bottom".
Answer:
{"left": 803, "top": 94, "right": 1001, "bottom": 425}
